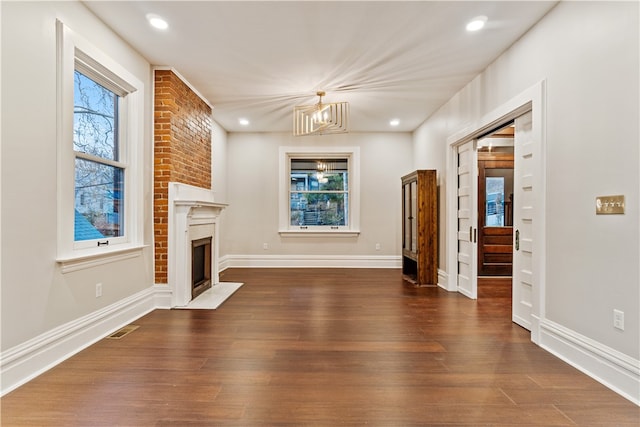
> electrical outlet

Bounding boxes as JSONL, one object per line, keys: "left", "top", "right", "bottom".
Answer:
{"left": 613, "top": 309, "right": 624, "bottom": 331}
{"left": 263, "top": 243, "right": 269, "bottom": 250}
{"left": 96, "top": 283, "right": 103, "bottom": 298}
{"left": 375, "top": 243, "right": 381, "bottom": 251}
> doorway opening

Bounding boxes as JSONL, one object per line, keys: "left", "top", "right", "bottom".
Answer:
{"left": 477, "top": 123, "right": 514, "bottom": 301}
{"left": 449, "top": 82, "right": 545, "bottom": 336}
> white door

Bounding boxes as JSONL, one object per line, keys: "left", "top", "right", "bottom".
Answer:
{"left": 512, "top": 111, "right": 534, "bottom": 330}
{"left": 457, "top": 140, "right": 477, "bottom": 299}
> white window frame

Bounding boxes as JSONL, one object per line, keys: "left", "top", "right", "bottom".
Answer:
{"left": 279, "top": 146, "right": 360, "bottom": 236}
{"left": 56, "top": 21, "right": 145, "bottom": 271}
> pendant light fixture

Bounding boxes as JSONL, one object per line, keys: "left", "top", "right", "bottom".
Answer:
{"left": 293, "top": 91, "right": 349, "bottom": 136}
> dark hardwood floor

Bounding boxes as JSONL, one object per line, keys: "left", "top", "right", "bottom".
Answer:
{"left": 2, "top": 269, "right": 638, "bottom": 426}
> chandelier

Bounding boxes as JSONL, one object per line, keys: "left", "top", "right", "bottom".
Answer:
{"left": 293, "top": 91, "right": 349, "bottom": 136}
{"left": 315, "top": 160, "right": 333, "bottom": 183}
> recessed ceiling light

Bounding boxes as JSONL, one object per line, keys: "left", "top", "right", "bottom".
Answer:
{"left": 466, "top": 15, "right": 488, "bottom": 32}
{"left": 146, "top": 14, "right": 169, "bottom": 30}
{"left": 390, "top": 119, "right": 400, "bottom": 127}
{"left": 239, "top": 118, "right": 250, "bottom": 126}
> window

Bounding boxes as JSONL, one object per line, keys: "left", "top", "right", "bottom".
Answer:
{"left": 57, "top": 21, "right": 144, "bottom": 266}
{"left": 279, "top": 147, "right": 360, "bottom": 235}
{"left": 290, "top": 158, "right": 348, "bottom": 227}
{"left": 484, "top": 167, "right": 514, "bottom": 227}
{"left": 485, "top": 176, "right": 504, "bottom": 226}
{"left": 73, "top": 70, "right": 124, "bottom": 242}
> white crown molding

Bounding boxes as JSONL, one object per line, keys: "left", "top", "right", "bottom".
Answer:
{"left": 153, "top": 66, "right": 213, "bottom": 109}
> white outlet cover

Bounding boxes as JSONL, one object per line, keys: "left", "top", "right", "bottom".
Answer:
{"left": 613, "top": 309, "right": 624, "bottom": 330}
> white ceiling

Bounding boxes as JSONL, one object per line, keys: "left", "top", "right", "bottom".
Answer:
{"left": 83, "top": 1, "right": 558, "bottom": 133}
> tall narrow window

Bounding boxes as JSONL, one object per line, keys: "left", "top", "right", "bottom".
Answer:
{"left": 73, "top": 71, "right": 125, "bottom": 241}
{"left": 57, "top": 20, "right": 144, "bottom": 267}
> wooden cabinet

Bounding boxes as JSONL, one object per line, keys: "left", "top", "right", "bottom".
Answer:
{"left": 401, "top": 170, "right": 437, "bottom": 286}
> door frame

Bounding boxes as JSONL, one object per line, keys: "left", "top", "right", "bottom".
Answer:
{"left": 455, "top": 140, "right": 479, "bottom": 300}
{"left": 445, "top": 80, "right": 547, "bottom": 344}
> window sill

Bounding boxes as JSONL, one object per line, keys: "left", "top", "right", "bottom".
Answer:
{"left": 279, "top": 229, "right": 360, "bottom": 238}
{"left": 57, "top": 245, "right": 147, "bottom": 274}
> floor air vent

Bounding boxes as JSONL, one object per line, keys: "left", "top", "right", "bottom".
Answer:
{"left": 107, "top": 325, "right": 139, "bottom": 340}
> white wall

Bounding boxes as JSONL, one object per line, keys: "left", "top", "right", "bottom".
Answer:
{"left": 212, "top": 120, "right": 229, "bottom": 203}
{"left": 1, "top": 1, "right": 154, "bottom": 353}
{"left": 223, "top": 132, "right": 413, "bottom": 264}
{"left": 413, "top": 1, "right": 639, "bottom": 400}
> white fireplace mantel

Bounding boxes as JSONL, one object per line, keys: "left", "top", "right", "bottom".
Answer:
{"left": 168, "top": 182, "right": 227, "bottom": 307}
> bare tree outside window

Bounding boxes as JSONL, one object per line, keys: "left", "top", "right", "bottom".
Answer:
{"left": 73, "top": 71, "right": 124, "bottom": 241}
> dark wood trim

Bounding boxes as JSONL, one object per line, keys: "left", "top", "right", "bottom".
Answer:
{"left": 477, "top": 151, "right": 515, "bottom": 162}
{"left": 478, "top": 154, "right": 514, "bottom": 276}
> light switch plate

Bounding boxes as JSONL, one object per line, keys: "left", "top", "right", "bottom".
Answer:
{"left": 596, "top": 195, "right": 625, "bottom": 215}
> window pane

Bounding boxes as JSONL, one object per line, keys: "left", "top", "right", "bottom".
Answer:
{"left": 75, "top": 158, "right": 124, "bottom": 241}
{"left": 74, "top": 71, "right": 119, "bottom": 161}
{"left": 485, "top": 176, "right": 505, "bottom": 226}
{"left": 290, "top": 193, "right": 347, "bottom": 226}
{"left": 290, "top": 159, "right": 348, "bottom": 191}
{"left": 289, "top": 158, "right": 349, "bottom": 228}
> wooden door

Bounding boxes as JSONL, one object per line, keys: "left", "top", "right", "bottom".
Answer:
{"left": 512, "top": 111, "right": 534, "bottom": 330}
{"left": 477, "top": 152, "right": 514, "bottom": 276}
{"left": 456, "top": 141, "right": 477, "bottom": 299}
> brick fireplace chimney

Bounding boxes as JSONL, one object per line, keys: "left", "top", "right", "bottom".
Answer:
{"left": 154, "top": 69, "right": 212, "bottom": 285}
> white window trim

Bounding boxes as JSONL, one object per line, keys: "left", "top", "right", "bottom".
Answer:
{"left": 278, "top": 146, "right": 360, "bottom": 236}
{"left": 56, "top": 21, "right": 145, "bottom": 269}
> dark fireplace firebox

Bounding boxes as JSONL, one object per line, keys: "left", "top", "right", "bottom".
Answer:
{"left": 191, "top": 237, "right": 212, "bottom": 299}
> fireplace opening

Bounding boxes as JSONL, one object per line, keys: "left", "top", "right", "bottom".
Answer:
{"left": 191, "top": 237, "right": 212, "bottom": 300}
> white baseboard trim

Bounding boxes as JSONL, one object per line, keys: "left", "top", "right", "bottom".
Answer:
{"left": 437, "top": 269, "right": 452, "bottom": 291}
{"left": 539, "top": 319, "right": 640, "bottom": 405}
{"left": 219, "top": 254, "right": 231, "bottom": 271}
{"left": 530, "top": 314, "right": 541, "bottom": 345}
{"left": 457, "top": 284, "right": 474, "bottom": 299}
{"left": 0, "top": 286, "right": 160, "bottom": 396}
{"left": 153, "top": 283, "right": 174, "bottom": 309}
{"left": 221, "top": 254, "right": 402, "bottom": 269}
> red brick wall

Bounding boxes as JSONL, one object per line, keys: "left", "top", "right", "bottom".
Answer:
{"left": 154, "top": 70, "right": 212, "bottom": 284}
